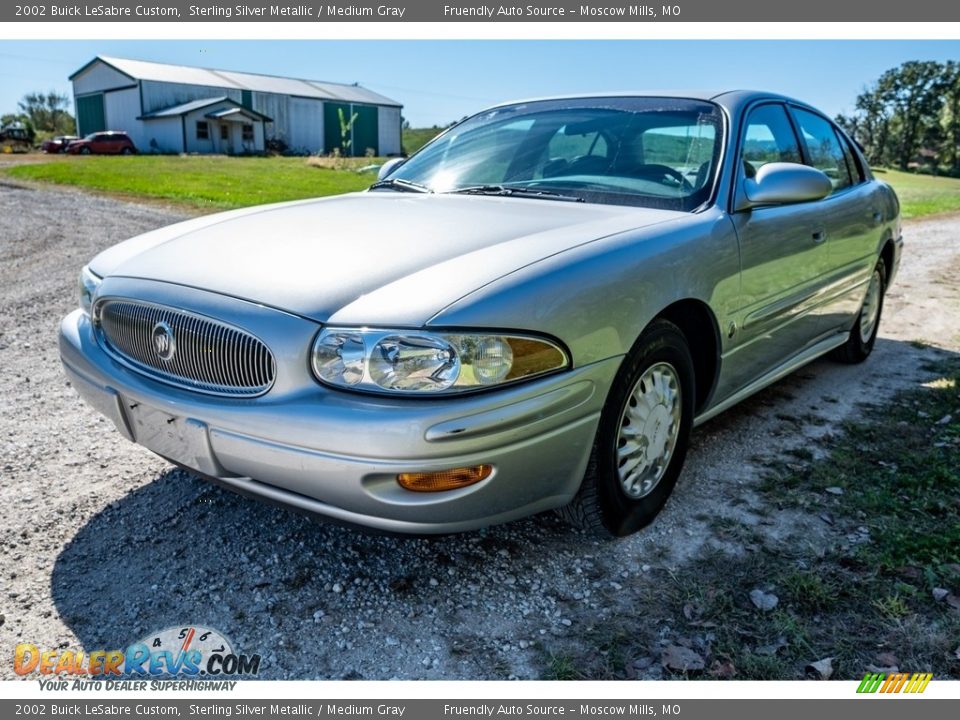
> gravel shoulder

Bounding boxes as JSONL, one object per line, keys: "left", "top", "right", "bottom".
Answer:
{"left": 1, "top": 181, "right": 958, "bottom": 680}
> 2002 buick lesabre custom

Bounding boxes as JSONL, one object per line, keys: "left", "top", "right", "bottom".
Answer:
{"left": 60, "top": 91, "right": 902, "bottom": 536}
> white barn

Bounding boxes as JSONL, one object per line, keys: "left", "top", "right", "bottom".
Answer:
{"left": 69, "top": 56, "right": 403, "bottom": 156}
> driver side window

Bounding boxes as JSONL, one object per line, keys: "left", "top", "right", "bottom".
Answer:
{"left": 742, "top": 104, "right": 802, "bottom": 179}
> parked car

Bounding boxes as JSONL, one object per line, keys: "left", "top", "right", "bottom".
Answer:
{"left": 41, "top": 135, "right": 79, "bottom": 153}
{"left": 60, "top": 91, "right": 902, "bottom": 536}
{"left": 66, "top": 131, "right": 136, "bottom": 155}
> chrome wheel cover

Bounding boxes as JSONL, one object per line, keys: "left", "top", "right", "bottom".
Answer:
{"left": 616, "top": 362, "right": 682, "bottom": 499}
{"left": 859, "top": 269, "right": 882, "bottom": 343}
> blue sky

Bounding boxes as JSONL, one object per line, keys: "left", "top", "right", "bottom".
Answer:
{"left": 1, "top": 40, "right": 957, "bottom": 127}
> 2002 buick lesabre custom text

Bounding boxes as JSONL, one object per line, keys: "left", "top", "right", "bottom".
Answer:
{"left": 60, "top": 92, "right": 902, "bottom": 537}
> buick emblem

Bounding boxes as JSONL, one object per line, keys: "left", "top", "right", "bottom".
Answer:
{"left": 152, "top": 321, "right": 176, "bottom": 361}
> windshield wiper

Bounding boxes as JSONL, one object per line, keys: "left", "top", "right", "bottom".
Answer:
{"left": 446, "top": 185, "right": 584, "bottom": 202}
{"left": 368, "top": 178, "right": 432, "bottom": 193}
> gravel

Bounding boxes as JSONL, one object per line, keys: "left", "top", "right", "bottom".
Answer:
{"left": 1, "top": 178, "right": 958, "bottom": 680}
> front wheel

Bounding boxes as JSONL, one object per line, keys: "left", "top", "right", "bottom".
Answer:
{"left": 830, "top": 257, "right": 886, "bottom": 364}
{"left": 79, "top": 147, "right": 91, "bottom": 155}
{"left": 557, "top": 319, "right": 695, "bottom": 537}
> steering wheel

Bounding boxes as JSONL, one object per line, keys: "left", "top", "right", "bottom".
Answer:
{"left": 634, "top": 164, "right": 695, "bottom": 192}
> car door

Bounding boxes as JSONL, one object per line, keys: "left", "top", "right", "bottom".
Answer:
{"left": 724, "top": 102, "right": 836, "bottom": 394}
{"left": 789, "top": 106, "right": 886, "bottom": 333}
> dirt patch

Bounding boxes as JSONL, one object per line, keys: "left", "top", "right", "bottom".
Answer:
{"left": 0, "top": 184, "right": 958, "bottom": 680}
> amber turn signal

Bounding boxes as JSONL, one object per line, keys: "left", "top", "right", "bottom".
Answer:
{"left": 397, "top": 464, "right": 494, "bottom": 492}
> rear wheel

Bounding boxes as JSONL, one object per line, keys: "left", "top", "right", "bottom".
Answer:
{"left": 121, "top": 147, "right": 133, "bottom": 155}
{"left": 557, "top": 319, "right": 695, "bottom": 537}
{"left": 830, "top": 257, "right": 886, "bottom": 364}
{"left": 80, "top": 146, "right": 91, "bottom": 155}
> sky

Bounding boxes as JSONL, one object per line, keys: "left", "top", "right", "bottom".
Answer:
{"left": 1, "top": 39, "right": 958, "bottom": 127}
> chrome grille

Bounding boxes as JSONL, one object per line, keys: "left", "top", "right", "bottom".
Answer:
{"left": 96, "top": 299, "right": 276, "bottom": 397}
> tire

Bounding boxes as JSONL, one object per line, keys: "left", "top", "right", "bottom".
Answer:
{"left": 80, "top": 147, "right": 91, "bottom": 155}
{"left": 830, "top": 257, "right": 886, "bottom": 364}
{"left": 557, "top": 319, "right": 696, "bottom": 537}
{"left": 121, "top": 147, "right": 133, "bottom": 155}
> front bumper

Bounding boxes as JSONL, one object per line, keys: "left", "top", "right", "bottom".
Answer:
{"left": 59, "top": 304, "right": 618, "bottom": 534}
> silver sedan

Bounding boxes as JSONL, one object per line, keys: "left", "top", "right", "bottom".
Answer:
{"left": 59, "top": 91, "right": 902, "bottom": 536}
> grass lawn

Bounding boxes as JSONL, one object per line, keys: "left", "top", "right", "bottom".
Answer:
{"left": 875, "top": 168, "right": 960, "bottom": 220}
{"left": 402, "top": 126, "right": 445, "bottom": 155}
{"left": 2, "top": 155, "right": 376, "bottom": 210}
{"left": 6, "top": 151, "right": 960, "bottom": 220}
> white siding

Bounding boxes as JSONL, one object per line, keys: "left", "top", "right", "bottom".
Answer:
{"left": 140, "top": 117, "right": 183, "bottom": 154}
{"left": 103, "top": 87, "right": 142, "bottom": 142}
{"left": 141, "top": 80, "right": 241, "bottom": 115}
{"left": 73, "top": 61, "right": 135, "bottom": 95}
{"left": 286, "top": 97, "right": 324, "bottom": 153}
{"left": 378, "top": 106, "right": 402, "bottom": 156}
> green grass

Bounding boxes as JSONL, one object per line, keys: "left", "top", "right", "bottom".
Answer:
{"left": 402, "top": 126, "right": 445, "bottom": 155}
{"left": 3, "top": 155, "right": 375, "bottom": 210}
{"left": 7, "top": 149, "right": 960, "bottom": 220}
{"left": 875, "top": 168, "right": 960, "bottom": 219}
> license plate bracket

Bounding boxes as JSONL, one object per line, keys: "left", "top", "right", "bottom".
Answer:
{"left": 123, "top": 399, "right": 223, "bottom": 476}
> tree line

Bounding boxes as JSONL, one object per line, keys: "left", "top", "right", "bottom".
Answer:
{"left": 2, "top": 91, "right": 75, "bottom": 141}
{"left": 836, "top": 60, "right": 960, "bottom": 175}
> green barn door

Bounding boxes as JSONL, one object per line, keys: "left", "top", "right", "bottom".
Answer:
{"left": 352, "top": 105, "right": 378, "bottom": 157}
{"left": 324, "top": 103, "right": 378, "bottom": 156}
{"left": 76, "top": 94, "right": 105, "bottom": 136}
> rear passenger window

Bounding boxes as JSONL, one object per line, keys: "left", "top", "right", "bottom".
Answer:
{"left": 792, "top": 108, "right": 853, "bottom": 191}
{"left": 741, "top": 104, "right": 802, "bottom": 178}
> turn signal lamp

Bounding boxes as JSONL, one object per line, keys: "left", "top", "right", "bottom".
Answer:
{"left": 397, "top": 464, "right": 493, "bottom": 492}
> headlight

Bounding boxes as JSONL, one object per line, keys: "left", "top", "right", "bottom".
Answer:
{"left": 79, "top": 266, "right": 102, "bottom": 315}
{"left": 311, "top": 328, "right": 569, "bottom": 395}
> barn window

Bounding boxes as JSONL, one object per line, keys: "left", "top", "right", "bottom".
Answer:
{"left": 220, "top": 125, "right": 229, "bottom": 140}
{"left": 196, "top": 121, "right": 210, "bottom": 140}
{"left": 242, "top": 124, "right": 254, "bottom": 142}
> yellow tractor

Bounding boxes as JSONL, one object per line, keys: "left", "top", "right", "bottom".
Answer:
{"left": 0, "top": 124, "right": 32, "bottom": 153}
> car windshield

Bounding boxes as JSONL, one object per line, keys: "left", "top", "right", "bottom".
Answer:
{"left": 384, "top": 97, "right": 724, "bottom": 211}
{"left": 83, "top": 134, "right": 97, "bottom": 140}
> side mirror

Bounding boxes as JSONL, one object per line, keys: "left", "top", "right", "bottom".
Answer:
{"left": 377, "top": 157, "right": 406, "bottom": 182}
{"left": 737, "top": 162, "right": 832, "bottom": 211}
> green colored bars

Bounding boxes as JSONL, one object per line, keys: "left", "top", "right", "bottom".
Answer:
{"left": 857, "top": 672, "right": 933, "bottom": 693}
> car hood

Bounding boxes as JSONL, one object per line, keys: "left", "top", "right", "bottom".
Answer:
{"left": 92, "top": 192, "right": 686, "bottom": 325}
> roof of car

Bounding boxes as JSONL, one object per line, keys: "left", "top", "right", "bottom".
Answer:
{"left": 485, "top": 90, "right": 802, "bottom": 112}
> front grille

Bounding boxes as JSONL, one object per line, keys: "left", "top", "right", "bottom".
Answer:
{"left": 96, "top": 299, "right": 276, "bottom": 397}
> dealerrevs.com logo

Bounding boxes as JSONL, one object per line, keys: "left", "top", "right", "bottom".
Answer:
{"left": 14, "top": 626, "right": 261, "bottom": 689}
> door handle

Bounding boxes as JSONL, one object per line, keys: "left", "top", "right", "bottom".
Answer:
{"left": 812, "top": 230, "right": 826, "bottom": 243}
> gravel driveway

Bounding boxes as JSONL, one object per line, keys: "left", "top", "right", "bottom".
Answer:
{"left": 2, "top": 180, "right": 958, "bottom": 680}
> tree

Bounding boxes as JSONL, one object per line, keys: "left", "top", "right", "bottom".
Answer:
{"left": 17, "top": 91, "right": 75, "bottom": 136}
{"left": 941, "top": 61, "right": 960, "bottom": 174}
{"left": 875, "top": 61, "right": 946, "bottom": 170}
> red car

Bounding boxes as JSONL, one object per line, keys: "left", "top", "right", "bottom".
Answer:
{"left": 67, "top": 131, "right": 136, "bottom": 155}
{"left": 41, "top": 135, "right": 79, "bottom": 153}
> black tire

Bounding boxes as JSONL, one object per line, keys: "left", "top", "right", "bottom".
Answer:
{"left": 557, "top": 319, "right": 696, "bottom": 537}
{"left": 830, "top": 257, "right": 886, "bottom": 364}
{"left": 80, "top": 147, "right": 91, "bottom": 155}
{"left": 121, "top": 147, "right": 133, "bottom": 155}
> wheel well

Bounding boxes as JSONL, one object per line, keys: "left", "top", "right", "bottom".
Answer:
{"left": 656, "top": 300, "right": 720, "bottom": 414}
{"left": 880, "top": 239, "right": 895, "bottom": 286}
